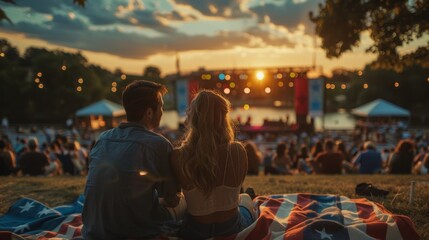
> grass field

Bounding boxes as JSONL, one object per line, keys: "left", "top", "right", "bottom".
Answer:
{"left": 1, "top": 175, "right": 428, "bottom": 239}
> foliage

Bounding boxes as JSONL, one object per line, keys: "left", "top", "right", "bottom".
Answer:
{"left": 0, "top": 39, "right": 165, "bottom": 124}
{"left": 1, "top": 175, "right": 428, "bottom": 239}
{"left": 324, "top": 65, "right": 429, "bottom": 124}
{"left": 310, "top": 0, "right": 429, "bottom": 70}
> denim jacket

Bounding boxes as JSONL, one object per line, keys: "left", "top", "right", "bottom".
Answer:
{"left": 82, "top": 122, "right": 179, "bottom": 240}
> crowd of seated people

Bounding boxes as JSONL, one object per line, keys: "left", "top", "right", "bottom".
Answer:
{"left": 2, "top": 127, "right": 429, "bottom": 177}
{"left": 0, "top": 133, "right": 89, "bottom": 177}
{"left": 242, "top": 134, "right": 429, "bottom": 176}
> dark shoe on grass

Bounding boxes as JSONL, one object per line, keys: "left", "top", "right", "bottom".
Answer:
{"left": 355, "top": 182, "right": 389, "bottom": 197}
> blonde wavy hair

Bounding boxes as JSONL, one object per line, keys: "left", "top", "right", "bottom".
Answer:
{"left": 178, "top": 90, "right": 235, "bottom": 196}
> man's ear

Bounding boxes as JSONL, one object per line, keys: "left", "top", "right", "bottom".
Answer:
{"left": 145, "top": 108, "right": 153, "bottom": 120}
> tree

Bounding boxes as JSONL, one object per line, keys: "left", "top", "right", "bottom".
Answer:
{"left": 310, "top": 0, "right": 429, "bottom": 71}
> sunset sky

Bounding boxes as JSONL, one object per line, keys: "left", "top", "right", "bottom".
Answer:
{"left": 1, "top": 0, "right": 427, "bottom": 77}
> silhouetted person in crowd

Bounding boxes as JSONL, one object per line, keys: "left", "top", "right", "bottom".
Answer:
{"left": 19, "top": 138, "right": 50, "bottom": 176}
{"left": 351, "top": 141, "right": 382, "bottom": 174}
{"left": 244, "top": 141, "right": 262, "bottom": 175}
{"left": 388, "top": 139, "right": 415, "bottom": 174}
{"left": 313, "top": 139, "right": 344, "bottom": 174}
{"left": 0, "top": 139, "right": 16, "bottom": 176}
{"left": 273, "top": 143, "right": 294, "bottom": 175}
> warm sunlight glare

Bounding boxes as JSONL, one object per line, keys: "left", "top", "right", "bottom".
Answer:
{"left": 256, "top": 71, "right": 264, "bottom": 81}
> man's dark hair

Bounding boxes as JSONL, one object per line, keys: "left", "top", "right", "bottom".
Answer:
{"left": 122, "top": 80, "right": 167, "bottom": 122}
{"left": 324, "top": 139, "right": 335, "bottom": 150}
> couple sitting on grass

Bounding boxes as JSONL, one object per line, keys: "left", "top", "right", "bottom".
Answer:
{"left": 82, "top": 80, "right": 256, "bottom": 240}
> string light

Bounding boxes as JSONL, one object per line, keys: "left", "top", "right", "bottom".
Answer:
{"left": 78, "top": 78, "right": 84, "bottom": 84}
{"left": 37, "top": 72, "right": 42, "bottom": 77}
{"left": 288, "top": 82, "right": 294, "bottom": 88}
{"left": 229, "top": 82, "right": 235, "bottom": 88}
{"left": 363, "top": 83, "right": 369, "bottom": 89}
{"left": 38, "top": 83, "right": 44, "bottom": 89}
{"left": 34, "top": 78, "right": 40, "bottom": 83}
{"left": 76, "top": 86, "right": 82, "bottom": 92}
{"left": 121, "top": 74, "right": 127, "bottom": 80}
{"left": 0, "top": 53, "right": 5, "bottom": 57}
{"left": 223, "top": 88, "right": 231, "bottom": 94}
{"left": 276, "top": 73, "right": 283, "bottom": 79}
{"left": 341, "top": 84, "right": 346, "bottom": 89}
{"left": 394, "top": 82, "right": 399, "bottom": 87}
{"left": 111, "top": 87, "right": 117, "bottom": 92}
{"left": 278, "top": 81, "right": 284, "bottom": 87}
{"left": 61, "top": 65, "right": 67, "bottom": 71}
{"left": 225, "top": 74, "right": 231, "bottom": 81}
{"left": 112, "top": 82, "right": 117, "bottom": 87}
{"left": 243, "top": 104, "right": 250, "bottom": 110}
{"left": 244, "top": 88, "right": 250, "bottom": 94}
{"left": 265, "top": 87, "right": 271, "bottom": 93}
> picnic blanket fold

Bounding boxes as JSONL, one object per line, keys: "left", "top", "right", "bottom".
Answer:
{"left": 0, "top": 194, "right": 419, "bottom": 240}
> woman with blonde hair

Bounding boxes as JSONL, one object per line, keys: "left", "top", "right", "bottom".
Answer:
{"left": 171, "top": 90, "right": 255, "bottom": 239}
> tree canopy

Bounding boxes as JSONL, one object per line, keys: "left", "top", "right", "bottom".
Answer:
{"left": 310, "top": 0, "right": 429, "bottom": 71}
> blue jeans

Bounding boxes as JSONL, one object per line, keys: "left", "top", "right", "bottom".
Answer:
{"left": 180, "top": 207, "right": 254, "bottom": 239}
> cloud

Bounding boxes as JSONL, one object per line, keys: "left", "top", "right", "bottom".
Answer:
{"left": 3, "top": 19, "right": 259, "bottom": 58}
{"left": 249, "top": 0, "right": 322, "bottom": 32}
{"left": 0, "top": 0, "right": 311, "bottom": 59}
{"left": 245, "top": 26, "right": 295, "bottom": 48}
{"left": 172, "top": 0, "right": 252, "bottom": 18}
{"left": 157, "top": 10, "right": 197, "bottom": 21}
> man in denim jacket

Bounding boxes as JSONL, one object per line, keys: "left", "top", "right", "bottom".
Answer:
{"left": 82, "top": 80, "right": 182, "bottom": 240}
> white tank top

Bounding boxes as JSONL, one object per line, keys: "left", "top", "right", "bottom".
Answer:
{"left": 182, "top": 144, "right": 241, "bottom": 216}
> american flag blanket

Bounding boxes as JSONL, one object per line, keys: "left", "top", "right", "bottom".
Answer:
{"left": 0, "top": 194, "right": 419, "bottom": 240}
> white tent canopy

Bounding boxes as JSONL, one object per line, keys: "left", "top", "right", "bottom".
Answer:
{"left": 76, "top": 99, "right": 125, "bottom": 117}
{"left": 351, "top": 99, "right": 410, "bottom": 117}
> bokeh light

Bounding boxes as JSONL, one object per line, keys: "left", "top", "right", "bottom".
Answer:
{"left": 265, "top": 87, "right": 271, "bottom": 93}
{"left": 244, "top": 87, "right": 250, "bottom": 94}
{"left": 224, "top": 88, "right": 231, "bottom": 94}
{"left": 218, "top": 73, "right": 225, "bottom": 80}
{"left": 256, "top": 71, "right": 264, "bottom": 81}
{"left": 243, "top": 104, "right": 250, "bottom": 110}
